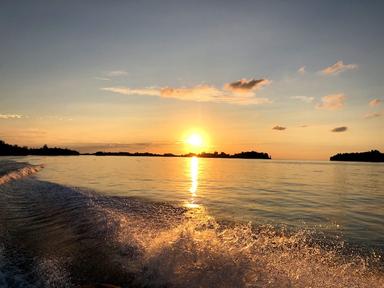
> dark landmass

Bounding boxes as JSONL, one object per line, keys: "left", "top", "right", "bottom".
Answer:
{"left": 93, "top": 150, "right": 271, "bottom": 159}
{"left": 0, "top": 140, "right": 80, "bottom": 156}
{"left": 330, "top": 150, "right": 384, "bottom": 162}
{"left": 0, "top": 140, "right": 270, "bottom": 159}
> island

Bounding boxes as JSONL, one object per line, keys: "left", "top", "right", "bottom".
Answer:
{"left": 0, "top": 140, "right": 80, "bottom": 156}
{"left": 0, "top": 140, "right": 271, "bottom": 159}
{"left": 330, "top": 150, "right": 384, "bottom": 162}
{"left": 93, "top": 150, "right": 271, "bottom": 159}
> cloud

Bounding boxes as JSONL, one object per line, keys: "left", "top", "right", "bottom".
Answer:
{"left": 103, "top": 87, "right": 161, "bottom": 97}
{"left": 0, "top": 114, "right": 23, "bottom": 119}
{"left": 37, "top": 116, "right": 73, "bottom": 121}
{"left": 94, "top": 77, "right": 111, "bottom": 81}
{"left": 19, "top": 129, "right": 47, "bottom": 136}
{"left": 102, "top": 79, "right": 272, "bottom": 105}
{"left": 331, "top": 126, "right": 348, "bottom": 132}
{"left": 369, "top": 98, "right": 381, "bottom": 107}
{"left": 161, "top": 85, "right": 222, "bottom": 102}
{"left": 320, "top": 61, "right": 358, "bottom": 75}
{"left": 272, "top": 125, "right": 286, "bottom": 131}
{"left": 316, "top": 93, "right": 346, "bottom": 110}
{"left": 106, "top": 70, "right": 128, "bottom": 77}
{"left": 298, "top": 66, "right": 306, "bottom": 74}
{"left": 70, "top": 141, "right": 175, "bottom": 153}
{"left": 291, "top": 96, "right": 314, "bottom": 103}
{"left": 364, "top": 110, "right": 383, "bottom": 119}
{"left": 224, "top": 78, "right": 271, "bottom": 95}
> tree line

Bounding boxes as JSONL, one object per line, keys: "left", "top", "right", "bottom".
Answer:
{"left": 0, "top": 140, "right": 80, "bottom": 156}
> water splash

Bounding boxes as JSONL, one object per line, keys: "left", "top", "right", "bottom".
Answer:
{"left": 0, "top": 162, "right": 43, "bottom": 185}
{"left": 99, "top": 203, "right": 384, "bottom": 288}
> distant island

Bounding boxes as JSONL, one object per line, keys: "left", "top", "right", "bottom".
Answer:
{"left": 93, "top": 150, "right": 272, "bottom": 159}
{"left": 0, "top": 140, "right": 271, "bottom": 159}
{"left": 330, "top": 150, "right": 384, "bottom": 162}
{"left": 0, "top": 140, "right": 79, "bottom": 156}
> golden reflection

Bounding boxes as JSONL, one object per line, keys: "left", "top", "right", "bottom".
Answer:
{"left": 189, "top": 156, "right": 198, "bottom": 196}
{"left": 185, "top": 156, "right": 199, "bottom": 209}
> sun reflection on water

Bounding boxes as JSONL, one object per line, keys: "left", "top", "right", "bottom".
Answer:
{"left": 185, "top": 156, "right": 200, "bottom": 209}
{"left": 189, "top": 156, "right": 198, "bottom": 196}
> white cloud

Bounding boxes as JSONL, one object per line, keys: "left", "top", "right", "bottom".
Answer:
{"left": 291, "top": 96, "right": 314, "bottom": 103}
{"left": 94, "top": 77, "right": 111, "bottom": 81}
{"left": 106, "top": 70, "right": 128, "bottom": 77}
{"left": 320, "top": 60, "right": 358, "bottom": 75}
{"left": 103, "top": 87, "right": 161, "bottom": 97}
{"left": 298, "top": 66, "right": 306, "bottom": 74}
{"left": 316, "top": 93, "right": 346, "bottom": 110}
{"left": 102, "top": 79, "right": 272, "bottom": 105}
{"left": 0, "top": 114, "right": 23, "bottom": 119}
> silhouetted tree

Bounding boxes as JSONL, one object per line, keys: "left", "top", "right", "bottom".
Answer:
{"left": 330, "top": 150, "right": 384, "bottom": 162}
{"left": 0, "top": 140, "right": 79, "bottom": 156}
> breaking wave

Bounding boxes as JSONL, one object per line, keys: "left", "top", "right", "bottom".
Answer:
{"left": 0, "top": 160, "right": 383, "bottom": 287}
{"left": 0, "top": 160, "right": 43, "bottom": 185}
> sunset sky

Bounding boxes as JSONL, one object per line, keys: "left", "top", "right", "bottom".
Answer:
{"left": 1, "top": 0, "right": 383, "bottom": 160}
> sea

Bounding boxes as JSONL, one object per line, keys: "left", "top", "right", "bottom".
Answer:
{"left": 0, "top": 156, "right": 383, "bottom": 287}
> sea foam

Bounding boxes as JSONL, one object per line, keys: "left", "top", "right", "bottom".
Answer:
{"left": 0, "top": 163, "right": 43, "bottom": 185}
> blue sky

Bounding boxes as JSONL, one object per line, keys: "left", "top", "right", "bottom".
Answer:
{"left": 0, "top": 0, "right": 383, "bottom": 159}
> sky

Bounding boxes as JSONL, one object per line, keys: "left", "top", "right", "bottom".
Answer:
{"left": 0, "top": 0, "right": 383, "bottom": 160}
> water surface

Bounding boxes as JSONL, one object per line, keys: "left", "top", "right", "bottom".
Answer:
{"left": 0, "top": 156, "right": 383, "bottom": 287}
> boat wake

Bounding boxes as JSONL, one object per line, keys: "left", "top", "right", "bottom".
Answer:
{"left": 0, "top": 160, "right": 43, "bottom": 185}
{"left": 0, "top": 160, "right": 383, "bottom": 287}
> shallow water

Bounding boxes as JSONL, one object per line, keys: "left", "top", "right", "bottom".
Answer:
{"left": 0, "top": 156, "right": 383, "bottom": 287}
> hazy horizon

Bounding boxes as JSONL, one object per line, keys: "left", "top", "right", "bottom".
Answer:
{"left": 2, "top": 138, "right": 383, "bottom": 161}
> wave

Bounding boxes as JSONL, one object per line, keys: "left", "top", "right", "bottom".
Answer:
{"left": 0, "top": 161, "right": 383, "bottom": 287}
{"left": 98, "top": 206, "right": 384, "bottom": 288}
{"left": 0, "top": 161, "right": 43, "bottom": 185}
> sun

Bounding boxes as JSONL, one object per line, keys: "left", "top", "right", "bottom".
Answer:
{"left": 186, "top": 133, "right": 203, "bottom": 147}
{"left": 183, "top": 130, "right": 209, "bottom": 153}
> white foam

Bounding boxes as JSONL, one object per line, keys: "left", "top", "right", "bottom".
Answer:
{"left": 0, "top": 164, "right": 44, "bottom": 185}
{"left": 101, "top": 206, "right": 384, "bottom": 288}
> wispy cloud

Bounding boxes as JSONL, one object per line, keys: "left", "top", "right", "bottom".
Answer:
{"left": 291, "top": 96, "right": 314, "bottom": 103}
{"left": 298, "top": 66, "right": 306, "bottom": 75}
{"left": 316, "top": 93, "right": 346, "bottom": 110}
{"left": 369, "top": 98, "right": 381, "bottom": 107}
{"left": 70, "top": 141, "right": 176, "bottom": 153}
{"left": 0, "top": 128, "right": 47, "bottom": 142}
{"left": 364, "top": 110, "right": 383, "bottom": 119}
{"left": 106, "top": 70, "right": 128, "bottom": 77}
{"left": 331, "top": 126, "right": 348, "bottom": 132}
{"left": 0, "top": 114, "right": 23, "bottom": 119}
{"left": 320, "top": 60, "right": 358, "bottom": 75}
{"left": 95, "top": 70, "right": 128, "bottom": 81}
{"left": 272, "top": 125, "right": 286, "bottom": 131}
{"left": 94, "top": 77, "right": 111, "bottom": 81}
{"left": 19, "top": 128, "right": 47, "bottom": 136}
{"left": 102, "top": 79, "right": 272, "bottom": 105}
{"left": 37, "top": 116, "right": 73, "bottom": 121}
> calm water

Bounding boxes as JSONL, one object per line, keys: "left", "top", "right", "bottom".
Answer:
{"left": 0, "top": 156, "right": 383, "bottom": 287}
